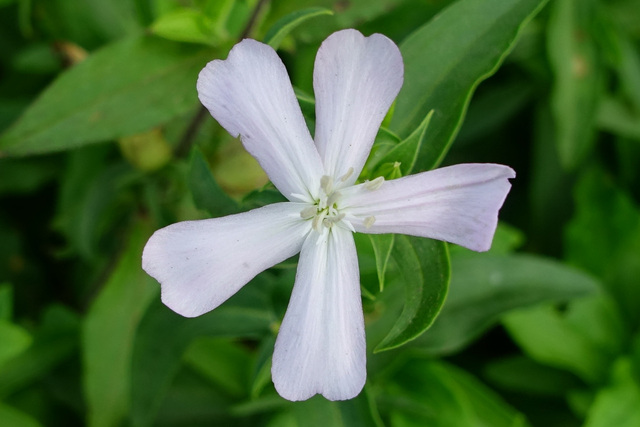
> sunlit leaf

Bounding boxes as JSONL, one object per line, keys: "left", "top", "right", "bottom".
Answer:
{"left": 151, "top": 8, "right": 219, "bottom": 45}
{"left": 584, "top": 359, "right": 640, "bottom": 427}
{"left": 0, "top": 402, "right": 42, "bottom": 427}
{"left": 503, "top": 295, "right": 625, "bottom": 384}
{"left": 0, "top": 321, "right": 31, "bottom": 367}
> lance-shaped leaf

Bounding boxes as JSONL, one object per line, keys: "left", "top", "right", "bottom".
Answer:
{"left": 412, "top": 253, "right": 601, "bottom": 356}
{"left": 369, "top": 234, "right": 394, "bottom": 292}
{"left": 375, "top": 235, "right": 450, "bottom": 352}
{"left": 264, "top": 7, "right": 334, "bottom": 50}
{"left": 373, "top": 109, "right": 433, "bottom": 177}
{"left": 390, "top": 0, "right": 549, "bottom": 171}
{"left": 0, "top": 36, "right": 212, "bottom": 156}
{"left": 83, "top": 224, "right": 158, "bottom": 427}
{"left": 548, "top": 0, "right": 603, "bottom": 169}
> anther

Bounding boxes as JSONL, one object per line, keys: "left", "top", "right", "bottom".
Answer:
{"left": 326, "top": 191, "right": 341, "bottom": 208}
{"left": 339, "top": 167, "right": 354, "bottom": 182}
{"left": 300, "top": 206, "right": 317, "bottom": 219}
{"left": 363, "top": 216, "right": 376, "bottom": 229}
{"left": 320, "top": 175, "right": 334, "bottom": 195}
{"left": 312, "top": 211, "right": 326, "bottom": 231}
{"left": 365, "top": 176, "right": 384, "bottom": 191}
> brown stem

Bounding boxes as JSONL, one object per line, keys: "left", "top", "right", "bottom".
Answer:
{"left": 175, "top": 0, "right": 271, "bottom": 157}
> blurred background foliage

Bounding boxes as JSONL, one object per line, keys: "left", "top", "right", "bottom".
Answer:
{"left": 1, "top": 0, "right": 640, "bottom": 425}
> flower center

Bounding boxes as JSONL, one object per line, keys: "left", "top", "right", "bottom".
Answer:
{"left": 298, "top": 168, "right": 384, "bottom": 234}
{"left": 300, "top": 174, "right": 346, "bottom": 232}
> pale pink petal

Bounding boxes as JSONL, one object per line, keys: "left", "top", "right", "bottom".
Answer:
{"left": 197, "top": 40, "right": 323, "bottom": 201}
{"left": 313, "top": 29, "right": 403, "bottom": 183}
{"left": 142, "top": 203, "right": 310, "bottom": 317}
{"left": 272, "top": 227, "right": 366, "bottom": 401}
{"left": 341, "top": 164, "right": 515, "bottom": 252}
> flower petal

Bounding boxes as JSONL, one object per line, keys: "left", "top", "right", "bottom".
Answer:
{"left": 313, "top": 29, "right": 404, "bottom": 183}
{"left": 272, "top": 227, "right": 366, "bottom": 401}
{"left": 142, "top": 203, "right": 310, "bottom": 317}
{"left": 342, "top": 164, "right": 515, "bottom": 252}
{"left": 197, "top": 39, "right": 323, "bottom": 201}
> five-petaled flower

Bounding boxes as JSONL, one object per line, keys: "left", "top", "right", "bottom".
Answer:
{"left": 142, "top": 29, "right": 514, "bottom": 402}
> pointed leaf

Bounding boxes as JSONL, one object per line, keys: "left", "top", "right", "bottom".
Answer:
{"left": 390, "top": 0, "right": 549, "bottom": 170}
{"left": 547, "top": 0, "right": 603, "bottom": 169}
{"left": 264, "top": 8, "right": 334, "bottom": 50}
{"left": 368, "top": 234, "right": 394, "bottom": 292}
{"left": 412, "top": 253, "right": 601, "bottom": 355}
{"left": 131, "top": 285, "right": 273, "bottom": 427}
{"left": 0, "top": 321, "right": 31, "bottom": 367}
{"left": 374, "top": 110, "right": 433, "bottom": 177}
{"left": 375, "top": 236, "right": 449, "bottom": 352}
{"left": 83, "top": 224, "right": 158, "bottom": 427}
{"left": 0, "top": 36, "right": 212, "bottom": 156}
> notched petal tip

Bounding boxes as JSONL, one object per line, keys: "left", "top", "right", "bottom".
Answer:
{"left": 141, "top": 204, "right": 309, "bottom": 319}
{"left": 271, "top": 229, "right": 366, "bottom": 402}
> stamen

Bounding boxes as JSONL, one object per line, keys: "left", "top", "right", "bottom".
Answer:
{"left": 312, "top": 210, "right": 327, "bottom": 231}
{"left": 326, "top": 191, "right": 341, "bottom": 208}
{"left": 300, "top": 206, "right": 317, "bottom": 219}
{"left": 339, "top": 167, "right": 354, "bottom": 182}
{"left": 365, "top": 176, "right": 384, "bottom": 191}
{"left": 363, "top": 216, "right": 376, "bottom": 229}
{"left": 320, "top": 175, "right": 334, "bottom": 195}
{"left": 322, "top": 213, "right": 346, "bottom": 228}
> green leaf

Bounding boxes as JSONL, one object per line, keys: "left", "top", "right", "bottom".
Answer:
{"left": 597, "top": 96, "right": 640, "bottom": 140}
{"left": 0, "top": 283, "right": 11, "bottom": 320}
{"left": 265, "top": 389, "right": 384, "bottom": 427}
{"left": 547, "top": 0, "right": 604, "bottom": 169}
{"left": 412, "top": 253, "right": 601, "bottom": 355}
{"left": 188, "top": 147, "right": 239, "bottom": 217}
{"left": 264, "top": 7, "right": 334, "bottom": 50}
{"left": 503, "top": 295, "right": 625, "bottom": 384}
{"left": 374, "top": 110, "right": 433, "bottom": 177}
{"left": 375, "top": 236, "right": 449, "bottom": 352}
{"left": 131, "top": 284, "right": 273, "bottom": 427}
{"left": 484, "top": 355, "right": 583, "bottom": 397}
{"left": 390, "top": 0, "right": 548, "bottom": 171}
{"left": 565, "top": 167, "right": 640, "bottom": 327}
{"left": 0, "top": 305, "right": 79, "bottom": 398}
{"left": 0, "top": 321, "right": 31, "bottom": 367}
{"left": 151, "top": 8, "right": 219, "bottom": 45}
{"left": 386, "top": 359, "right": 529, "bottom": 427}
{"left": 183, "top": 337, "right": 252, "bottom": 398}
{"left": 0, "top": 402, "right": 42, "bottom": 427}
{"left": 0, "top": 35, "right": 212, "bottom": 156}
{"left": 83, "top": 224, "right": 158, "bottom": 427}
{"left": 584, "top": 358, "right": 640, "bottom": 427}
{"left": 368, "top": 234, "right": 394, "bottom": 292}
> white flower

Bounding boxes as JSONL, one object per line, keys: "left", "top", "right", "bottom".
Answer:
{"left": 142, "top": 29, "right": 514, "bottom": 401}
